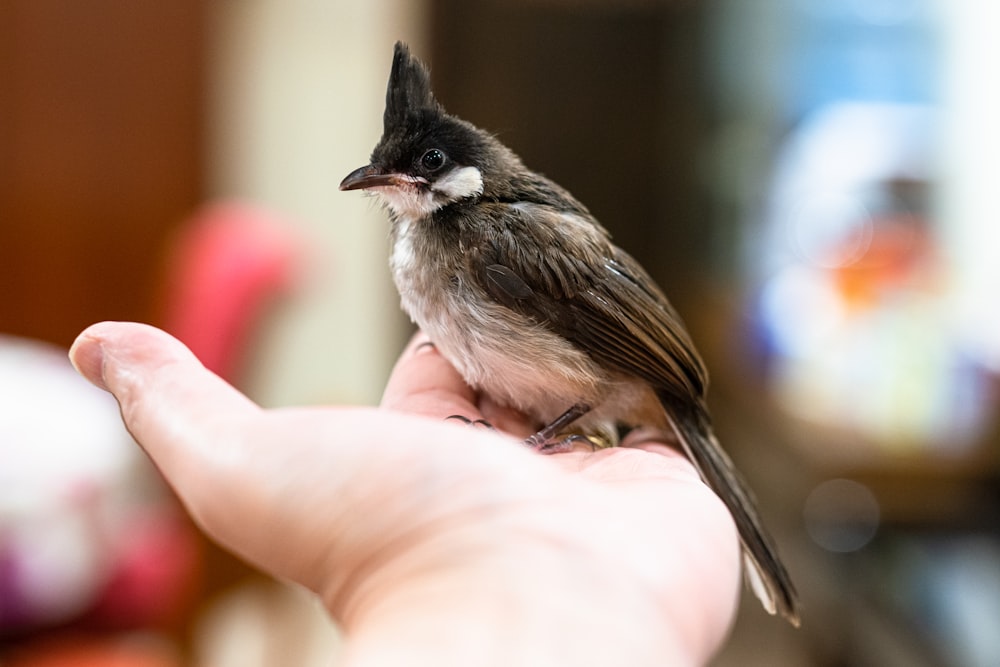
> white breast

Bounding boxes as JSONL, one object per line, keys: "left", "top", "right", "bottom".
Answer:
{"left": 389, "top": 216, "right": 604, "bottom": 423}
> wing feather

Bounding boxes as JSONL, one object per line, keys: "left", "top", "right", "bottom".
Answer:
{"left": 470, "top": 203, "right": 708, "bottom": 402}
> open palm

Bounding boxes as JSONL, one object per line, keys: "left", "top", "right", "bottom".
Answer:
{"left": 71, "top": 322, "right": 740, "bottom": 665}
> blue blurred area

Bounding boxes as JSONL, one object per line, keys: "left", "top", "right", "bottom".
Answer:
{"left": 710, "top": 0, "right": 939, "bottom": 121}
{"left": 786, "top": 0, "right": 939, "bottom": 114}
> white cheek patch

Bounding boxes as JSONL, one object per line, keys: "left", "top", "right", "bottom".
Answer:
{"left": 431, "top": 166, "right": 484, "bottom": 201}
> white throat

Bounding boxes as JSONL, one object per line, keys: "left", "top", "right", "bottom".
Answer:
{"left": 374, "top": 166, "right": 483, "bottom": 222}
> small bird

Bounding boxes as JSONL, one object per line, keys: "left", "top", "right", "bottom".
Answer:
{"left": 340, "top": 42, "right": 799, "bottom": 624}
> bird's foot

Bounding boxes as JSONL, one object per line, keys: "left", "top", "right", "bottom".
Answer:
{"left": 523, "top": 433, "right": 605, "bottom": 454}
{"left": 518, "top": 402, "right": 596, "bottom": 454}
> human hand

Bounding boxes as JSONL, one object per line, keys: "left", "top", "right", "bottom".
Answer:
{"left": 70, "top": 322, "right": 739, "bottom": 666}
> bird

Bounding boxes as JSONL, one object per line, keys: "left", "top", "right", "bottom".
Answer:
{"left": 340, "top": 41, "right": 800, "bottom": 625}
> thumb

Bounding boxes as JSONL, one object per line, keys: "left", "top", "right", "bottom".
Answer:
{"left": 69, "top": 322, "right": 292, "bottom": 576}
{"left": 70, "top": 321, "right": 260, "bottom": 475}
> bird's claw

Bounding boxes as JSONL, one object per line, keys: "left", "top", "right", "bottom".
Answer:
{"left": 445, "top": 415, "right": 495, "bottom": 429}
{"left": 523, "top": 433, "right": 599, "bottom": 454}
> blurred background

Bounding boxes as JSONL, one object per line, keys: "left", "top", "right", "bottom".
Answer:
{"left": 2, "top": 0, "right": 998, "bottom": 665}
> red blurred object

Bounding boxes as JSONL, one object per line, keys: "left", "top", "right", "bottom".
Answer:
{"left": 161, "top": 202, "right": 302, "bottom": 383}
{"left": 89, "top": 510, "right": 201, "bottom": 629}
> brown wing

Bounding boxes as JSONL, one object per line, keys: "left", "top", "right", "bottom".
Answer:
{"left": 470, "top": 203, "right": 708, "bottom": 404}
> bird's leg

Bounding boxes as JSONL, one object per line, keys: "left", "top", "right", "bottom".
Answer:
{"left": 524, "top": 402, "right": 592, "bottom": 453}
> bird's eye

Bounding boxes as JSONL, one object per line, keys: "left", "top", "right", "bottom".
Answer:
{"left": 420, "top": 149, "right": 446, "bottom": 172}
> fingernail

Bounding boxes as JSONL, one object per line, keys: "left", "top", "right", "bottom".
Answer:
{"left": 413, "top": 340, "right": 437, "bottom": 355}
{"left": 69, "top": 330, "right": 109, "bottom": 392}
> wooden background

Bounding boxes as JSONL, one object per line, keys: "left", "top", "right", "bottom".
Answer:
{"left": 0, "top": 1, "right": 204, "bottom": 348}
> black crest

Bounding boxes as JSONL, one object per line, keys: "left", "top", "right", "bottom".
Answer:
{"left": 384, "top": 42, "right": 442, "bottom": 134}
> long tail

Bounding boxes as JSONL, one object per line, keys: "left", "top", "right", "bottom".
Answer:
{"left": 660, "top": 392, "right": 800, "bottom": 626}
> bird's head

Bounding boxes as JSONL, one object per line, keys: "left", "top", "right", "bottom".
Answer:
{"left": 340, "top": 42, "right": 519, "bottom": 221}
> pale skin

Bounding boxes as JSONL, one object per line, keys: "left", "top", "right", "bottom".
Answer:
{"left": 69, "top": 321, "right": 740, "bottom": 666}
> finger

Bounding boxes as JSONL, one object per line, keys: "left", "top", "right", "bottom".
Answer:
{"left": 620, "top": 426, "right": 682, "bottom": 455}
{"left": 380, "top": 331, "right": 479, "bottom": 417}
{"left": 70, "top": 322, "right": 327, "bottom": 582}
{"left": 69, "top": 321, "right": 260, "bottom": 489}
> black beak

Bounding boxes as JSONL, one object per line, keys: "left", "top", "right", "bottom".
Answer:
{"left": 340, "top": 164, "right": 404, "bottom": 191}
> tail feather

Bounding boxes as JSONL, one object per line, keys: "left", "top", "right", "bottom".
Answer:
{"left": 661, "top": 393, "right": 800, "bottom": 625}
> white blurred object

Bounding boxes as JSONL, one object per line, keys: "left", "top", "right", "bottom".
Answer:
{"left": 0, "top": 335, "right": 156, "bottom": 627}
{"left": 757, "top": 101, "right": 993, "bottom": 450}
{"left": 0, "top": 335, "right": 130, "bottom": 497}
{"left": 761, "top": 101, "right": 935, "bottom": 277}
